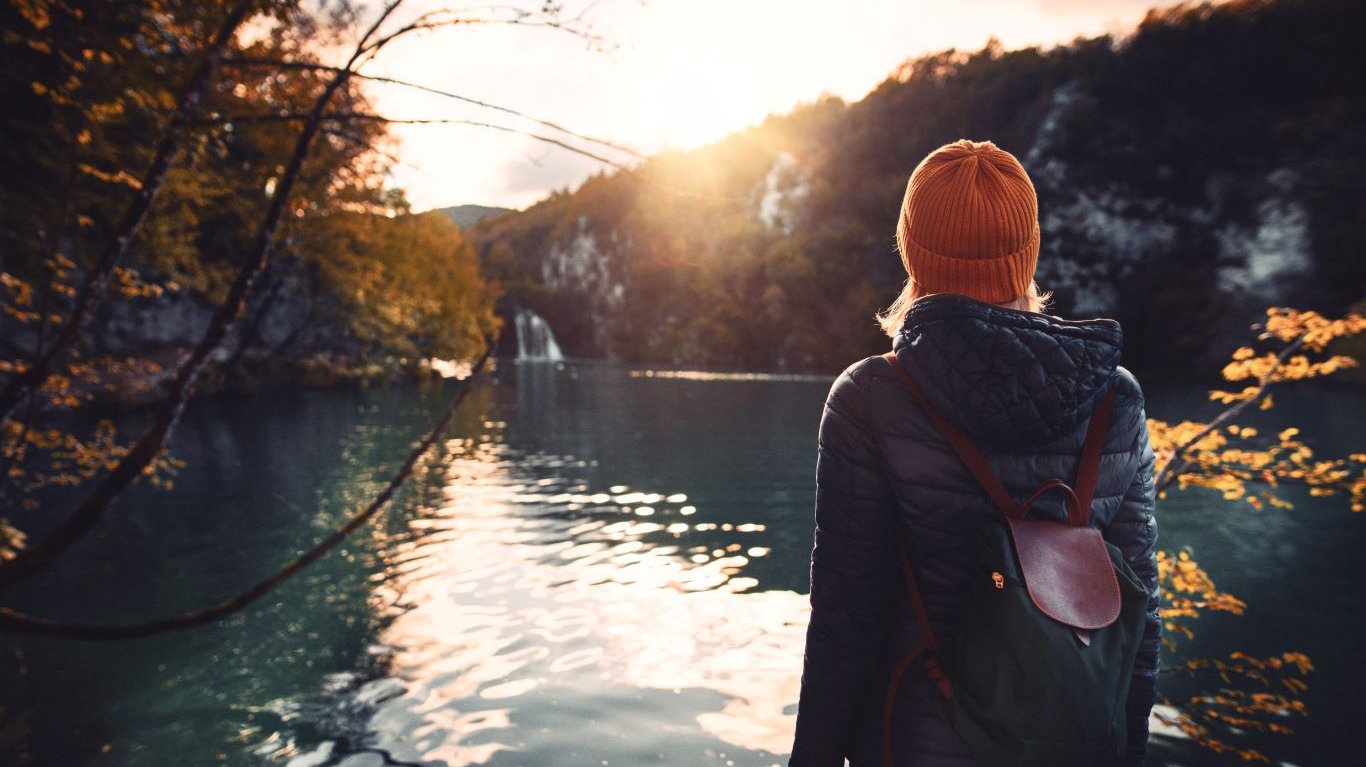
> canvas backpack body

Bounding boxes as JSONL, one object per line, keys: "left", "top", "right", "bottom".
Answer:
{"left": 879, "top": 351, "right": 1150, "bottom": 767}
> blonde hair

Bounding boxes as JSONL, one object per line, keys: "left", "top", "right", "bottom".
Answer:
{"left": 875, "top": 277, "right": 1052, "bottom": 339}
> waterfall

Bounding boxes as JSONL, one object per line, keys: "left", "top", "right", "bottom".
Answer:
{"left": 514, "top": 308, "right": 564, "bottom": 361}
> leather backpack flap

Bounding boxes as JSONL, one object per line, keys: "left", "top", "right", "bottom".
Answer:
{"left": 1005, "top": 518, "right": 1122, "bottom": 631}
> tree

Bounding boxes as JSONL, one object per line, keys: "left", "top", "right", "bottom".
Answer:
{"left": 0, "top": 0, "right": 611, "bottom": 616}
{"left": 1147, "top": 307, "right": 1365, "bottom": 761}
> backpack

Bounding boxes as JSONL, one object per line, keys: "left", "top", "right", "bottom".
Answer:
{"left": 879, "top": 351, "right": 1150, "bottom": 767}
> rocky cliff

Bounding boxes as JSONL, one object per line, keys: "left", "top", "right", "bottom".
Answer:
{"left": 470, "top": 0, "right": 1364, "bottom": 374}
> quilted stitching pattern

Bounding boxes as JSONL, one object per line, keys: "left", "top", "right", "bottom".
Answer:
{"left": 791, "top": 294, "right": 1159, "bottom": 767}
{"left": 893, "top": 294, "right": 1123, "bottom": 447}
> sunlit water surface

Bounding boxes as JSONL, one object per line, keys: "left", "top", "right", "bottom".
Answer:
{"left": 2, "top": 359, "right": 1361, "bottom": 767}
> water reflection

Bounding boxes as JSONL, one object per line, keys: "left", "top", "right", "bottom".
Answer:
{"left": 255, "top": 360, "right": 826, "bottom": 766}
{"left": 281, "top": 426, "right": 808, "bottom": 765}
{"left": 10, "top": 360, "right": 1349, "bottom": 767}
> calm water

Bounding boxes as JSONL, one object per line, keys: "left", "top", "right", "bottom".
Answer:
{"left": 1, "top": 359, "right": 1361, "bottom": 767}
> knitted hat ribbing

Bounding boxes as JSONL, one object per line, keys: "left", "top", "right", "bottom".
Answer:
{"left": 896, "top": 139, "right": 1040, "bottom": 304}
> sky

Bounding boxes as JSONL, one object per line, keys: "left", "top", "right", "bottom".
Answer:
{"left": 357, "top": 0, "right": 1170, "bottom": 212}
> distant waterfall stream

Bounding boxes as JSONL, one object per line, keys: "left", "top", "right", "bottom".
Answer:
{"left": 514, "top": 308, "right": 564, "bottom": 361}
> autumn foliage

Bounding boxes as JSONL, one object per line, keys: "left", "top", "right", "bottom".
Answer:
{"left": 1147, "top": 307, "right": 1364, "bottom": 761}
{"left": 0, "top": 1, "right": 499, "bottom": 538}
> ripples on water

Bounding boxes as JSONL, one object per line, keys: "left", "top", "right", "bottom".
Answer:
{"left": 262, "top": 368, "right": 813, "bottom": 767}
{"left": 5, "top": 360, "right": 1360, "bottom": 767}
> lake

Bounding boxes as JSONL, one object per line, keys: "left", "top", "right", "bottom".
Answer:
{"left": 2, "top": 358, "right": 1361, "bottom": 766}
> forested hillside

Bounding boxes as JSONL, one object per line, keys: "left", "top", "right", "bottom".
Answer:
{"left": 471, "top": 0, "right": 1365, "bottom": 374}
{"left": 0, "top": 0, "right": 499, "bottom": 392}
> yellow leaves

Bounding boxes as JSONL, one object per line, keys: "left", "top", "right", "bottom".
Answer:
{"left": 302, "top": 210, "right": 499, "bottom": 361}
{"left": 1213, "top": 309, "right": 1362, "bottom": 408}
{"left": 13, "top": 0, "right": 51, "bottom": 30}
{"left": 78, "top": 163, "right": 143, "bottom": 190}
{"left": 1259, "top": 307, "right": 1366, "bottom": 352}
{"left": 1158, "top": 549, "right": 1247, "bottom": 625}
{"left": 1209, "top": 385, "right": 1258, "bottom": 404}
{"left": 1, "top": 271, "right": 35, "bottom": 306}
{"left": 1148, "top": 417, "right": 1226, "bottom": 455}
{"left": 112, "top": 266, "right": 167, "bottom": 298}
{"left": 1163, "top": 650, "right": 1313, "bottom": 761}
{"left": 1161, "top": 309, "right": 1365, "bottom": 514}
{"left": 0, "top": 518, "right": 27, "bottom": 561}
{"left": 5, "top": 416, "right": 180, "bottom": 497}
{"left": 1152, "top": 311, "right": 1355, "bottom": 760}
{"left": 1220, "top": 351, "right": 1356, "bottom": 386}
{"left": 0, "top": 271, "right": 44, "bottom": 324}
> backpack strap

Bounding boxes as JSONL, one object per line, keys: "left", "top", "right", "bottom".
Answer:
{"left": 879, "top": 351, "right": 1117, "bottom": 526}
{"left": 880, "top": 351, "right": 1017, "bottom": 517}
{"left": 895, "top": 541, "right": 950, "bottom": 694}
{"left": 877, "top": 350, "right": 1118, "bottom": 766}
{"left": 883, "top": 542, "right": 952, "bottom": 767}
{"left": 1072, "top": 385, "right": 1118, "bottom": 525}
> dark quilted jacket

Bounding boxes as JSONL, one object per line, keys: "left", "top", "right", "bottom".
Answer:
{"left": 789, "top": 294, "right": 1161, "bottom": 767}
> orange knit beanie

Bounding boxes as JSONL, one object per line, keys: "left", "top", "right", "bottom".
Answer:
{"left": 896, "top": 139, "right": 1040, "bottom": 304}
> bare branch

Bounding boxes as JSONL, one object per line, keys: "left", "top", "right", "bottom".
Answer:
{"left": 195, "top": 110, "right": 634, "bottom": 170}
{"left": 223, "top": 55, "right": 644, "bottom": 159}
{"left": 0, "top": 346, "right": 492, "bottom": 639}
{"left": 355, "top": 5, "right": 603, "bottom": 59}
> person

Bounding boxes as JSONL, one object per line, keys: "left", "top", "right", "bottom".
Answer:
{"left": 788, "top": 139, "right": 1160, "bottom": 766}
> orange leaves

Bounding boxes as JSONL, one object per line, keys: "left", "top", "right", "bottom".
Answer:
{"left": 1157, "top": 549, "right": 1247, "bottom": 643}
{"left": 112, "top": 266, "right": 168, "bottom": 298}
{"left": 1209, "top": 308, "right": 1362, "bottom": 402}
{"left": 1208, "top": 385, "right": 1258, "bottom": 405}
{"left": 0, "top": 360, "right": 29, "bottom": 376}
{"left": 77, "top": 162, "right": 143, "bottom": 190}
{"left": 0, "top": 520, "right": 27, "bottom": 562}
{"left": 1218, "top": 352, "right": 1356, "bottom": 389}
{"left": 1148, "top": 307, "right": 1355, "bottom": 762}
{"left": 0, "top": 351, "right": 179, "bottom": 516}
{"left": 1156, "top": 307, "right": 1366, "bottom": 512}
{"left": 1163, "top": 650, "right": 1314, "bottom": 761}
{"left": 3, "top": 414, "right": 177, "bottom": 500}
{"left": 1258, "top": 306, "right": 1366, "bottom": 352}
{"left": 13, "top": 0, "right": 52, "bottom": 31}
{"left": 0, "top": 272, "right": 35, "bottom": 308}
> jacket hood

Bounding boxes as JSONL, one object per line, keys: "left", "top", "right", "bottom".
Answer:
{"left": 891, "top": 293, "right": 1123, "bottom": 447}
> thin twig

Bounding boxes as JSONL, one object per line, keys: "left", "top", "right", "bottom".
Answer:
{"left": 223, "top": 56, "right": 644, "bottom": 159}
{"left": 0, "top": 345, "right": 491, "bottom": 640}
{"left": 356, "top": 6, "right": 602, "bottom": 57}
{"left": 195, "top": 111, "right": 633, "bottom": 169}
{"left": 1154, "top": 335, "right": 1307, "bottom": 493}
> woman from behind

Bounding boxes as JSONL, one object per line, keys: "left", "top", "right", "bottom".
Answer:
{"left": 788, "top": 139, "right": 1160, "bottom": 767}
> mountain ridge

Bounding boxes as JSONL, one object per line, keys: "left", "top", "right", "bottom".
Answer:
{"left": 436, "top": 204, "right": 514, "bottom": 229}
{"left": 470, "top": 0, "right": 1365, "bottom": 374}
